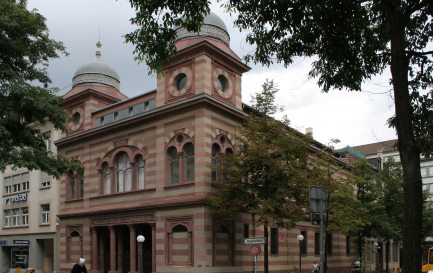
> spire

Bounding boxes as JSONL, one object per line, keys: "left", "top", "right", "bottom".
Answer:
{"left": 96, "top": 40, "right": 102, "bottom": 58}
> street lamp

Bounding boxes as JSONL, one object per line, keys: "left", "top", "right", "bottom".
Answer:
{"left": 297, "top": 234, "right": 305, "bottom": 273}
{"left": 373, "top": 242, "right": 380, "bottom": 272}
{"left": 137, "top": 235, "right": 145, "bottom": 273}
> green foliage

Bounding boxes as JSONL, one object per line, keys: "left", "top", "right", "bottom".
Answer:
{"left": 127, "top": 1, "right": 432, "bottom": 270}
{"left": 379, "top": 161, "right": 404, "bottom": 240}
{"left": 208, "top": 80, "right": 311, "bottom": 229}
{"left": 0, "top": 0, "right": 77, "bottom": 177}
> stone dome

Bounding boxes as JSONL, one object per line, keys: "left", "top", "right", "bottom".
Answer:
{"left": 72, "top": 41, "right": 120, "bottom": 90}
{"left": 175, "top": 12, "right": 230, "bottom": 45}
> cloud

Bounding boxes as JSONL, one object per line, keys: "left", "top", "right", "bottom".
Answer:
{"left": 28, "top": 0, "right": 397, "bottom": 147}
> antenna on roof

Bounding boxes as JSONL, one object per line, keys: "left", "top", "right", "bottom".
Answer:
{"left": 96, "top": 27, "right": 102, "bottom": 58}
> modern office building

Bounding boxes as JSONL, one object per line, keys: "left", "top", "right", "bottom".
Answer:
{"left": 353, "top": 139, "right": 433, "bottom": 197}
{"left": 0, "top": 125, "right": 60, "bottom": 273}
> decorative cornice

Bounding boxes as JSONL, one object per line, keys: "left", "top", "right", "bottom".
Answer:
{"left": 57, "top": 194, "right": 208, "bottom": 219}
{"left": 168, "top": 40, "right": 251, "bottom": 74}
{"left": 73, "top": 73, "right": 120, "bottom": 90}
{"left": 176, "top": 25, "right": 230, "bottom": 45}
{"left": 55, "top": 93, "right": 247, "bottom": 147}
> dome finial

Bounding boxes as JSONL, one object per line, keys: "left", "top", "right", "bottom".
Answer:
{"left": 96, "top": 40, "right": 102, "bottom": 58}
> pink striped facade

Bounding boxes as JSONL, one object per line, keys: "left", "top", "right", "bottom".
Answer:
{"left": 56, "top": 36, "right": 358, "bottom": 273}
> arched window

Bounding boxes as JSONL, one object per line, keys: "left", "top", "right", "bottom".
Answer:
{"left": 213, "top": 224, "right": 234, "bottom": 266}
{"left": 168, "top": 147, "right": 179, "bottom": 185}
{"left": 223, "top": 148, "right": 234, "bottom": 179}
{"left": 167, "top": 223, "right": 192, "bottom": 265}
{"left": 211, "top": 144, "right": 221, "bottom": 182}
{"left": 68, "top": 167, "right": 84, "bottom": 200}
{"left": 102, "top": 162, "right": 111, "bottom": 194}
{"left": 211, "top": 138, "right": 234, "bottom": 182}
{"left": 67, "top": 229, "right": 83, "bottom": 262}
{"left": 135, "top": 155, "right": 145, "bottom": 190}
{"left": 68, "top": 172, "right": 75, "bottom": 199}
{"left": 115, "top": 152, "right": 131, "bottom": 192}
{"left": 183, "top": 143, "right": 194, "bottom": 182}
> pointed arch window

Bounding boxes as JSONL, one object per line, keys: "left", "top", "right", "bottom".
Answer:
{"left": 213, "top": 224, "right": 234, "bottom": 266}
{"left": 68, "top": 167, "right": 84, "bottom": 200}
{"left": 184, "top": 143, "right": 195, "bottom": 182}
{"left": 135, "top": 155, "right": 145, "bottom": 190}
{"left": 167, "top": 219, "right": 193, "bottom": 266}
{"left": 68, "top": 172, "right": 75, "bottom": 199}
{"left": 115, "top": 152, "right": 131, "bottom": 192}
{"left": 102, "top": 162, "right": 111, "bottom": 194}
{"left": 211, "top": 144, "right": 221, "bottom": 182}
{"left": 168, "top": 147, "right": 180, "bottom": 185}
{"left": 211, "top": 138, "right": 234, "bottom": 182}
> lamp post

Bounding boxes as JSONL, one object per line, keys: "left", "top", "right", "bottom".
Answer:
{"left": 297, "top": 234, "right": 305, "bottom": 273}
{"left": 137, "top": 235, "right": 145, "bottom": 273}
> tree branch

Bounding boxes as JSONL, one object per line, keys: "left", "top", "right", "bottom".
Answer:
{"left": 406, "top": 50, "right": 433, "bottom": 57}
{"left": 405, "top": 0, "right": 433, "bottom": 17}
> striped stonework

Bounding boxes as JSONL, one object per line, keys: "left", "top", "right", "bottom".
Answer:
{"left": 55, "top": 19, "right": 358, "bottom": 273}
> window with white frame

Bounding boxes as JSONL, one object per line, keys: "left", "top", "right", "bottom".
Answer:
{"left": 4, "top": 173, "right": 29, "bottom": 194}
{"left": 4, "top": 208, "right": 28, "bottom": 227}
{"left": 4, "top": 210, "right": 11, "bottom": 227}
{"left": 4, "top": 185, "right": 12, "bottom": 195}
{"left": 42, "top": 131, "right": 52, "bottom": 151}
{"left": 421, "top": 168, "right": 428, "bottom": 177}
{"left": 21, "top": 207, "right": 28, "bottom": 226}
{"left": 429, "top": 166, "right": 433, "bottom": 177}
{"left": 41, "top": 204, "right": 50, "bottom": 224}
{"left": 41, "top": 172, "right": 51, "bottom": 188}
{"left": 12, "top": 209, "right": 20, "bottom": 226}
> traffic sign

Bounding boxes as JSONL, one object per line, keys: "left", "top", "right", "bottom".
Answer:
{"left": 242, "top": 237, "right": 266, "bottom": 245}
{"left": 249, "top": 245, "right": 261, "bottom": 256}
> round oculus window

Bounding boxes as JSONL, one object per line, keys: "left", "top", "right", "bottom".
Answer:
{"left": 174, "top": 73, "right": 188, "bottom": 91}
{"left": 217, "top": 75, "right": 229, "bottom": 91}
{"left": 71, "top": 112, "right": 81, "bottom": 125}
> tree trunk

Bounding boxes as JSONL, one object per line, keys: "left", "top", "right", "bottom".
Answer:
{"left": 389, "top": 1, "right": 423, "bottom": 273}
{"left": 386, "top": 239, "right": 390, "bottom": 273}
{"left": 357, "top": 232, "right": 363, "bottom": 265}
{"left": 324, "top": 235, "right": 328, "bottom": 273}
{"left": 264, "top": 224, "right": 269, "bottom": 273}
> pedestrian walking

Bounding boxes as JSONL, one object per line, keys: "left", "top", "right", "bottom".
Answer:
{"left": 71, "top": 258, "right": 87, "bottom": 273}
{"left": 312, "top": 261, "right": 319, "bottom": 273}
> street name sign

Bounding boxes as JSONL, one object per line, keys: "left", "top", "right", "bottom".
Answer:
{"left": 242, "top": 237, "right": 266, "bottom": 245}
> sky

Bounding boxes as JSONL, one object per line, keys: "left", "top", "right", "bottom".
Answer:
{"left": 27, "top": 0, "right": 397, "bottom": 148}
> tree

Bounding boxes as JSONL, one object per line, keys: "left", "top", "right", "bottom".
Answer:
{"left": 376, "top": 161, "right": 404, "bottom": 273}
{"left": 0, "top": 0, "right": 77, "bottom": 177}
{"left": 308, "top": 143, "right": 368, "bottom": 273}
{"left": 208, "top": 80, "right": 311, "bottom": 273}
{"left": 126, "top": 1, "right": 433, "bottom": 271}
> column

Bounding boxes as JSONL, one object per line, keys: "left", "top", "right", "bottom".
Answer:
{"left": 129, "top": 225, "right": 137, "bottom": 273}
{"left": 91, "top": 228, "right": 99, "bottom": 273}
{"left": 117, "top": 234, "right": 124, "bottom": 273}
{"left": 109, "top": 226, "right": 117, "bottom": 273}
{"left": 188, "top": 231, "right": 193, "bottom": 265}
{"left": 152, "top": 225, "right": 156, "bottom": 273}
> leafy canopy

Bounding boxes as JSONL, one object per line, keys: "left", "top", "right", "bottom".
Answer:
{"left": 0, "top": 0, "right": 77, "bottom": 177}
{"left": 127, "top": 1, "right": 432, "bottom": 271}
{"left": 208, "top": 80, "right": 311, "bottom": 228}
